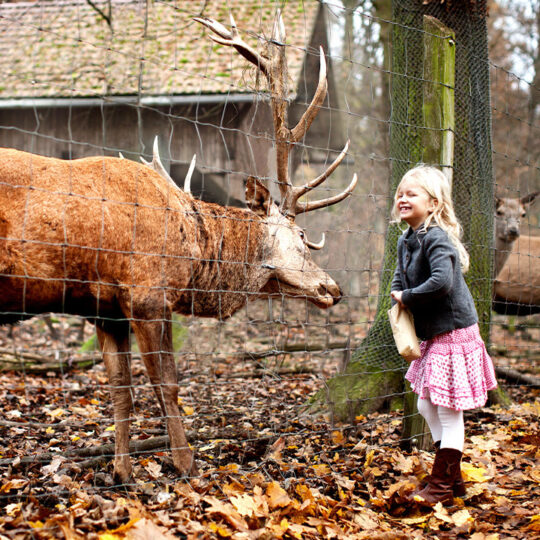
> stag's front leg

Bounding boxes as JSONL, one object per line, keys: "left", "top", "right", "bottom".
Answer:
{"left": 131, "top": 315, "right": 198, "bottom": 477}
{"left": 95, "top": 319, "right": 133, "bottom": 484}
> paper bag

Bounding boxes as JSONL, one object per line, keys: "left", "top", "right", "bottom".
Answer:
{"left": 388, "top": 303, "right": 421, "bottom": 362}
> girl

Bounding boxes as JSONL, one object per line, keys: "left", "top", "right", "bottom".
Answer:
{"left": 390, "top": 165, "right": 497, "bottom": 507}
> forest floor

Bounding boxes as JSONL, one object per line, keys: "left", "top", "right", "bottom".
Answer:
{"left": 0, "top": 301, "right": 538, "bottom": 539}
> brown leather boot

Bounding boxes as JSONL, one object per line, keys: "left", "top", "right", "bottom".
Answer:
{"left": 414, "top": 448, "right": 462, "bottom": 507}
{"left": 426, "top": 441, "right": 466, "bottom": 497}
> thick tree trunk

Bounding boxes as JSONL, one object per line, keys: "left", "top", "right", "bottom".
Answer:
{"left": 402, "top": 15, "right": 456, "bottom": 449}
{"left": 312, "top": 0, "right": 509, "bottom": 432}
{"left": 310, "top": 3, "right": 425, "bottom": 422}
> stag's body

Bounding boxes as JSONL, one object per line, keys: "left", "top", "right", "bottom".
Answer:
{"left": 0, "top": 148, "right": 344, "bottom": 481}
{"left": 0, "top": 147, "right": 348, "bottom": 481}
{"left": 0, "top": 148, "right": 263, "bottom": 480}
{"left": 0, "top": 149, "right": 267, "bottom": 320}
{"left": 0, "top": 11, "right": 356, "bottom": 483}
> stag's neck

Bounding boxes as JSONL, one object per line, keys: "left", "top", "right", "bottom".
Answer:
{"left": 494, "top": 233, "right": 515, "bottom": 277}
{"left": 179, "top": 200, "right": 268, "bottom": 318}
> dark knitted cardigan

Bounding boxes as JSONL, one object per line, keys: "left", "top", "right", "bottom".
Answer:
{"left": 391, "top": 225, "right": 477, "bottom": 340}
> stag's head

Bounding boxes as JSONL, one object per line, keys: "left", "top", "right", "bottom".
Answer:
{"left": 195, "top": 12, "right": 357, "bottom": 309}
{"left": 243, "top": 176, "right": 344, "bottom": 308}
{"left": 495, "top": 192, "right": 539, "bottom": 242}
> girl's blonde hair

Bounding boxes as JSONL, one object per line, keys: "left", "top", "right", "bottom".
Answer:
{"left": 392, "top": 165, "right": 470, "bottom": 273}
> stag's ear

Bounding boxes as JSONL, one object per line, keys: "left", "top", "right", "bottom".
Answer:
{"left": 245, "top": 176, "right": 273, "bottom": 215}
{"left": 521, "top": 191, "right": 540, "bottom": 207}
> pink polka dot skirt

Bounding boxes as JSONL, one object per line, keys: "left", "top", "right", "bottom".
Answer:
{"left": 405, "top": 323, "right": 498, "bottom": 410}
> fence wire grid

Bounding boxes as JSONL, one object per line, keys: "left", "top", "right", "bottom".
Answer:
{"left": 0, "top": 0, "right": 538, "bottom": 536}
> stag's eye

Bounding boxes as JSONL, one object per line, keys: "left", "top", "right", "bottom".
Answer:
{"left": 496, "top": 210, "right": 503, "bottom": 216}
{"left": 298, "top": 230, "right": 305, "bottom": 240}
{"left": 521, "top": 212, "right": 526, "bottom": 217}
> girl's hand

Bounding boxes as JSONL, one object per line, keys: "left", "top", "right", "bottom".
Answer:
{"left": 391, "top": 290, "right": 404, "bottom": 306}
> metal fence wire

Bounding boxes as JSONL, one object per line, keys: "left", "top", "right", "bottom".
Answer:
{"left": 0, "top": 0, "right": 538, "bottom": 519}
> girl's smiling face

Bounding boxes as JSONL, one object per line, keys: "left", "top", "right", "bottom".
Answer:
{"left": 395, "top": 178, "right": 437, "bottom": 230}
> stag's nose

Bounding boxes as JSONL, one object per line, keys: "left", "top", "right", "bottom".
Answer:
{"left": 318, "top": 283, "right": 342, "bottom": 305}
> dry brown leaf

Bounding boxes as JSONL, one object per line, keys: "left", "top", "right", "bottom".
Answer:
{"left": 451, "top": 508, "right": 474, "bottom": 527}
{"left": 265, "top": 436, "right": 286, "bottom": 462}
{"left": 353, "top": 510, "right": 380, "bottom": 530}
{"left": 266, "top": 481, "right": 291, "bottom": 509}
{"left": 331, "top": 430, "right": 345, "bottom": 445}
{"left": 469, "top": 436, "right": 499, "bottom": 453}
{"left": 312, "top": 463, "right": 331, "bottom": 476}
{"left": 393, "top": 453, "right": 417, "bottom": 475}
{"left": 229, "top": 493, "right": 262, "bottom": 518}
{"left": 41, "top": 456, "right": 66, "bottom": 476}
{"left": 333, "top": 472, "right": 355, "bottom": 491}
{"left": 0, "top": 478, "right": 28, "bottom": 492}
{"left": 203, "top": 496, "right": 248, "bottom": 531}
{"left": 143, "top": 460, "right": 162, "bottom": 479}
{"left": 433, "top": 502, "right": 452, "bottom": 523}
{"left": 461, "top": 463, "right": 492, "bottom": 483}
{"left": 125, "top": 518, "right": 176, "bottom": 540}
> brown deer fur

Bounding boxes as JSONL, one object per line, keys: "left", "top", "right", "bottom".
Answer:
{"left": 0, "top": 147, "right": 345, "bottom": 482}
{"left": 493, "top": 234, "right": 540, "bottom": 315}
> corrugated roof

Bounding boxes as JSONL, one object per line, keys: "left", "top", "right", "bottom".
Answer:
{"left": 0, "top": 0, "right": 321, "bottom": 99}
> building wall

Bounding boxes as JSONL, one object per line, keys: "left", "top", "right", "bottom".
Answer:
{"left": 0, "top": 99, "right": 275, "bottom": 203}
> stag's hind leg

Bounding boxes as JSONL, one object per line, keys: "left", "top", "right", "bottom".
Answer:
{"left": 95, "top": 318, "right": 133, "bottom": 484}
{"left": 131, "top": 315, "right": 197, "bottom": 477}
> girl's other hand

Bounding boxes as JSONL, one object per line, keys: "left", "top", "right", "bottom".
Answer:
{"left": 391, "top": 290, "right": 404, "bottom": 306}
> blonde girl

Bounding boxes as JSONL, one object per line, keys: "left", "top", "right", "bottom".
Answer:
{"left": 390, "top": 165, "right": 497, "bottom": 507}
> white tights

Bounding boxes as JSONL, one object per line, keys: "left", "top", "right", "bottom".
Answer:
{"left": 417, "top": 395, "right": 464, "bottom": 452}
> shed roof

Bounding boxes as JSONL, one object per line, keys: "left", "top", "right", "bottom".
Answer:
{"left": 0, "top": 0, "right": 321, "bottom": 100}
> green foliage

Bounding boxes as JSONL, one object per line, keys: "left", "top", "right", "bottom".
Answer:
{"left": 172, "top": 315, "right": 188, "bottom": 352}
{"left": 79, "top": 315, "right": 187, "bottom": 355}
{"left": 79, "top": 333, "right": 98, "bottom": 353}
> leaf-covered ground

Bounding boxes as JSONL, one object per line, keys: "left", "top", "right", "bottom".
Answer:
{"left": 0, "top": 306, "right": 538, "bottom": 539}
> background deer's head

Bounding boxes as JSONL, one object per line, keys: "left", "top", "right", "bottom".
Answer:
{"left": 495, "top": 192, "right": 539, "bottom": 243}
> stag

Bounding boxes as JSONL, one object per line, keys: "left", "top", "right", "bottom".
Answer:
{"left": 0, "top": 13, "right": 356, "bottom": 482}
{"left": 494, "top": 191, "right": 539, "bottom": 275}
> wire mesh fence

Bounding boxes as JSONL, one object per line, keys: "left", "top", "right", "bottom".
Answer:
{"left": 0, "top": 0, "right": 538, "bottom": 536}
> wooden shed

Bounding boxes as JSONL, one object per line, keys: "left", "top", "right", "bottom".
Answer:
{"left": 0, "top": 0, "right": 344, "bottom": 204}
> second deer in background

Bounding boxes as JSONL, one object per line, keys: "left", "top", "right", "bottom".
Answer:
{"left": 494, "top": 191, "right": 539, "bottom": 276}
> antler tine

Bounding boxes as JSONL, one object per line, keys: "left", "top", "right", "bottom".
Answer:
{"left": 184, "top": 154, "right": 196, "bottom": 194}
{"left": 305, "top": 232, "right": 325, "bottom": 250}
{"left": 152, "top": 137, "right": 177, "bottom": 189}
{"left": 278, "top": 47, "right": 328, "bottom": 216}
{"left": 194, "top": 16, "right": 270, "bottom": 77}
{"left": 292, "top": 140, "right": 350, "bottom": 202}
{"left": 271, "top": 10, "right": 286, "bottom": 44}
{"left": 295, "top": 173, "right": 358, "bottom": 216}
{"left": 195, "top": 13, "right": 292, "bottom": 208}
{"left": 290, "top": 47, "right": 327, "bottom": 143}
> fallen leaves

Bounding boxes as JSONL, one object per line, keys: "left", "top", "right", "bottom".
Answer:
{"left": 0, "top": 310, "right": 538, "bottom": 538}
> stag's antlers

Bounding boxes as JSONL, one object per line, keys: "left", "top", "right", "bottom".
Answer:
{"left": 139, "top": 136, "right": 197, "bottom": 193}
{"left": 194, "top": 12, "right": 356, "bottom": 219}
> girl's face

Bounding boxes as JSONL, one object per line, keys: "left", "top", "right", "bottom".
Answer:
{"left": 395, "top": 177, "right": 437, "bottom": 230}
